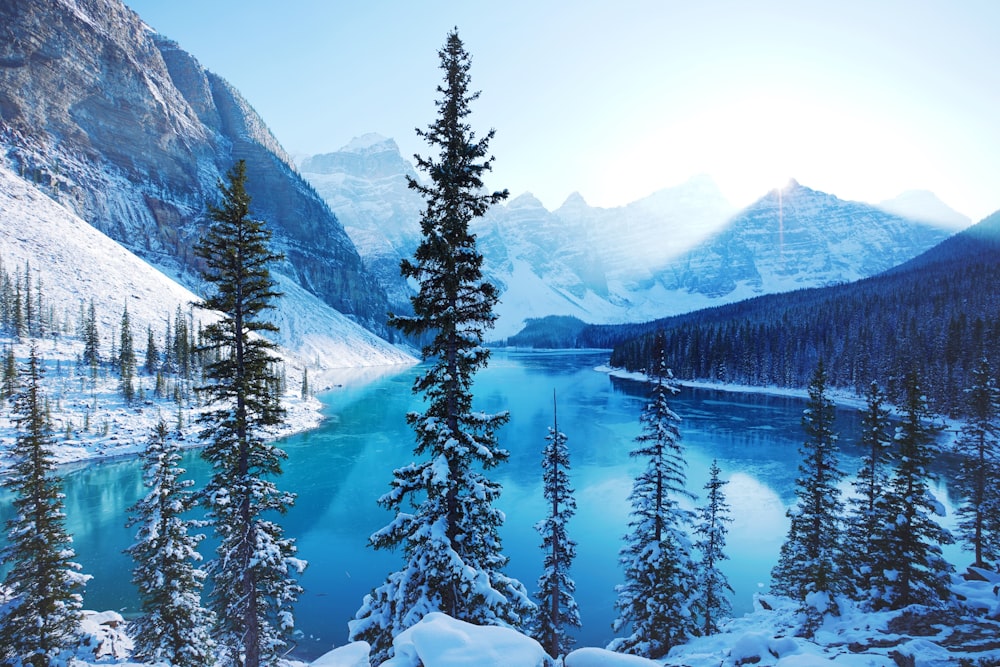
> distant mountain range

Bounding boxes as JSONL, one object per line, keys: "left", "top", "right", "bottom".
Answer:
{"left": 0, "top": 0, "right": 390, "bottom": 342}
{"left": 301, "top": 137, "right": 964, "bottom": 339}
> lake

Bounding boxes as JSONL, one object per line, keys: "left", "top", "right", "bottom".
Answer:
{"left": 0, "top": 350, "right": 965, "bottom": 660}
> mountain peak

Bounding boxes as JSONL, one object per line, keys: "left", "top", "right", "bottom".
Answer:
{"left": 556, "top": 191, "right": 589, "bottom": 211}
{"left": 341, "top": 133, "right": 399, "bottom": 155}
{"left": 877, "top": 189, "right": 971, "bottom": 230}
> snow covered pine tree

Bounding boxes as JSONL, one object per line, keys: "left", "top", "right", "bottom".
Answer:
{"left": 532, "top": 392, "right": 581, "bottom": 658}
{"left": 349, "top": 29, "right": 532, "bottom": 663}
{"left": 692, "top": 459, "right": 733, "bottom": 635}
{"left": 610, "top": 330, "right": 697, "bottom": 658}
{"left": 0, "top": 345, "right": 88, "bottom": 666}
{"left": 126, "top": 420, "right": 215, "bottom": 666}
{"left": 194, "top": 160, "right": 304, "bottom": 667}
{"left": 771, "top": 360, "right": 845, "bottom": 613}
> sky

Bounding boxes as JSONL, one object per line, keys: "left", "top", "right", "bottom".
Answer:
{"left": 123, "top": 0, "right": 1000, "bottom": 221}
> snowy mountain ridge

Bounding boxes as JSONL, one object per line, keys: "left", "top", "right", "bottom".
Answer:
{"left": 301, "top": 139, "right": 961, "bottom": 339}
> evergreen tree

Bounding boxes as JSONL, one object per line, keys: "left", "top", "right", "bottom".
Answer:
{"left": 23, "top": 263, "right": 33, "bottom": 338}
{"left": 82, "top": 299, "right": 99, "bottom": 372}
{"left": 0, "top": 345, "right": 88, "bottom": 666}
{"left": 126, "top": 421, "right": 215, "bottom": 666}
{"left": 194, "top": 160, "right": 304, "bottom": 667}
{"left": 119, "top": 303, "right": 136, "bottom": 403}
{"left": 954, "top": 356, "right": 1000, "bottom": 567}
{"left": 144, "top": 324, "right": 159, "bottom": 376}
{"left": 692, "top": 459, "right": 733, "bottom": 636}
{"left": 874, "top": 370, "right": 954, "bottom": 609}
{"left": 843, "top": 381, "right": 894, "bottom": 601}
{"left": 174, "top": 305, "right": 190, "bottom": 379}
{"left": 770, "top": 361, "right": 845, "bottom": 606}
{"left": 2, "top": 344, "right": 17, "bottom": 400}
{"left": 349, "top": 29, "right": 530, "bottom": 663}
{"left": 609, "top": 331, "right": 696, "bottom": 658}
{"left": 532, "top": 392, "right": 581, "bottom": 658}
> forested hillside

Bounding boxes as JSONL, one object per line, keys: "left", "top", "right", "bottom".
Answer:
{"left": 515, "top": 213, "right": 1000, "bottom": 416}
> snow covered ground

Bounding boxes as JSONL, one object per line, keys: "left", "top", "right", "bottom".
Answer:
{"left": 0, "top": 163, "right": 415, "bottom": 468}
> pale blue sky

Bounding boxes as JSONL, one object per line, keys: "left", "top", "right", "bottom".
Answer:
{"left": 124, "top": 0, "right": 1000, "bottom": 220}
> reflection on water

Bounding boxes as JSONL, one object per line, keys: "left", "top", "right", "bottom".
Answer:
{"left": 0, "top": 350, "right": 966, "bottom": 659}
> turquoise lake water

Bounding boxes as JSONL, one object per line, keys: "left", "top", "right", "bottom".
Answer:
{"left": 0, "top": 350, "right": 965, "bottom": 659}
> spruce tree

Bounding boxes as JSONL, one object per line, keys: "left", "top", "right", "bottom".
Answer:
{"left": 770, "top": 361, "right": 845, "bottom": 606}
{"left": 843, "top": 381, "right": 894, "bottom": 602}
{"left": 126, "top": 420, "right": 215, "bottom": 666}
{"left": 954, "top": 356, "right": 1000, "bottom": 567}
{"left": 82, "top": 299, "right": 99, "bottom": 375}
{"left": 875, "top": 369, "right": 953, "bottom": 609}
{"left": 119, "top": 303, "right": 136, "bottom": 403}
{"left": 609, "top": 331, "right": 696, "bottom": 658}
{"left": 194, "top": 160, "right": 304, "bottom": 667}
{"left": 0, "top": 345, "right": 88, "bottom": 666}
{"left": 349, "top": 29, "right": 531, "bottom": 663}
{"left": 145, "top": 324, "right": 159, "bottom": 376}
{"left": 692, "top": 459, "right": 733, "bottom": 636}
{"left": 532, "top": 392, "right": 581, "bottom": 659}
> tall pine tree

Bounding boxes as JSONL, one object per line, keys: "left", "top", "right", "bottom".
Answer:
{"left": 874, "top": 369, "right": 953, "bottom": 609}
{"left": 0, "top": 345, "right": 88, "bottom": 666}
{"left": 119, "top": 302, "right": 136, "bottom": 403}
{"left": 126, "top": 420, "right": 215, "bottom": 666}
{"left": 771, "top": 361, "right": 845, "bottom": 606}
{"left": 194, "top": 160, "right": 304, "bottom": 667}
{"left": 532, "top": 392, "right": 581, "bottom": 658}
{"left": 843, "top": 381, "right": 894, "bottom": 602}
{"left": 953, "top": 356, "right": 1000, "bottom": 568}
{"left": 349, "top": 29, "right": 531, "bottom": 663}
{"left": 692, "top": 459, "right": 733, "bottom": 636}
{"left": 609, "top": 330, "right": 696, "bottom": 658}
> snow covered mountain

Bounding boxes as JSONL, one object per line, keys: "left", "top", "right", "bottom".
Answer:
{"left": 301, "top": 137, "right": 736, "bottom": 338}
{"left": 877, "top": 189, "right": 972, "bottom": 230}
{"left": 0, "top": 0, "right": 390, "bottom": 336}
{"left": 0, "top": 163, "right": 411, "bottom": 379}
{"left": 654, "top": 180, "right": 957, "bottom": 303}
{"left": 302, "top": 138, "right": 959, "bottom": 339}
{"left": 298, "top": 134, "right": 423, "bottom": 315}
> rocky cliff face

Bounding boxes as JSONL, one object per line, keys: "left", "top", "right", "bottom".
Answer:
{"left": 299, "top": 134, "right": 422, "bottom": 315}
{"left": 0, "top": 0, "right": 389, "bottom": 335}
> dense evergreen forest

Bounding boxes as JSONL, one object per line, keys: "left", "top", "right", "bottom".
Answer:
{"left": 509, "top": 213, "right": 1000, "bottom": 416}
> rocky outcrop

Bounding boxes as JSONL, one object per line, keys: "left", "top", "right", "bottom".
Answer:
{"left": 0, "top": 0, "right": 389, "bottom": 335}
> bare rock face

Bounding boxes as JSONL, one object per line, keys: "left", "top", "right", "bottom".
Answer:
{"left": 0, "top": 0, "right": 389, "bottom": 335}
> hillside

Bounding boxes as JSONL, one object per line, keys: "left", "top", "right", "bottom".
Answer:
{"left": 0, "top": 0, "right": 391, "bottom": 337}
{"left": 0, "top": 163, "right": 413, "bottom": 467}
{"left": 597, "top": 211, "right": 1000, "bottom": 415}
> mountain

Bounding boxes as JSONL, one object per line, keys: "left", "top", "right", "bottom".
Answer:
{"left": 0, "top": 0, "right": 390, "bottom": 337}
{"left": 655, "top": 180, "right": 955, "bottom": 301}
{"left": 0, "top": 163, "right": 410, "bottom": 379}
{"left": 603, "top": 210, "right": 1000, "bottom": 416}
{"left": 298, "top": 134, "right": 422, "bottom": 315}
{"left": 301, "top": 137, "right": 736, "bottom": 338}
{"left": 878, "top": 189, "right": 972, "bottom": 230}
{"left": 301, "top": 138, "right": 957, "bottom": 339}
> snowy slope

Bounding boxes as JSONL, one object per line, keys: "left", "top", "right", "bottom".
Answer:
{"left": 0, "top": 164, "right": 412, "bottom": 373}
{"left": 0, "top": 164, "right": 413, "bottom": 467}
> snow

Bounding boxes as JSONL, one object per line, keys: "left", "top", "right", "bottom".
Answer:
{"left": 0, "top": 162, "right": 414, "bottom": 469}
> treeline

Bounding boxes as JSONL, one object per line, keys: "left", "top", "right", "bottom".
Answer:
{"left": 0, "top": 256, "right": 291, "bottom": 410}
{"left": 519, "top": 213, "right": 1000, "bottom": 417}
